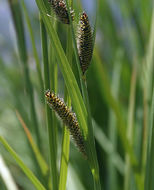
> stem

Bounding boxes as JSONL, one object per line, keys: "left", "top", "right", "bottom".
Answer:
{"left": 58, "top": 90, "right": 71, "bottom": 190}
{"left": 49, "top": 24, "right": 58, "bottom": 160}
{"left": 145, "top": 87, "right": 154, "bottom": 190}
{"left": 59, "top": 1, "right": 73, "bottom": 186}
{"left": 65, "top": 1, "right": 101, "bottom": 189}
{"left": 40, "top": 17, "right": 58, "bottom": 190}
{"left": 124, "top": 58, "right": 137, "bottom": 190}
{"left": 142, "top": 4, "right": 154, "bottom": 182}
{"left": 82, "top": 81, "right": 101, "bottom": 190}
{"left": 107, "top": 51, "right": 122, "bottom": 190}
{"left": 21, "top": 0, "right": 44, "bottom": 92}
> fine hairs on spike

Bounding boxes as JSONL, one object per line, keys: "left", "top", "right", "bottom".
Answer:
{"left": 48, "top": 0, "right": 74, "bottom": 24}
{"left": 77, "top": 12, "right": 93, "bottom": 75}
{"left": 45, "top": 90, "right": 87, "bottom": 158}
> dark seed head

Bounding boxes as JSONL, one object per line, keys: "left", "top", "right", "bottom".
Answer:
{"left": 48, "top": 0, "right": 74, "bottom": 24}
{"left": 45, "top": 90, "right": 87, "bottom": 158}
{"left": 77, "top": 11, "right": 93, "bottom": 75}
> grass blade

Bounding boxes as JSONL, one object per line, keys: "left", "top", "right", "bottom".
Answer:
{"left": 145, "top": 86, "right": 154, "bottom": 190}
{"left": 144, "top": 4, "right": 154, "bottom": 189}
{"left": 16, "top": 111, "right": 48, "bottom": 176}
{"left": 93, "top": 120, "right": 125, "bottom": 175}
{"left": 0, "top": 155, "right": 18, "bottom": 190}
{"left": 59, "top": 7, "right": 73, "bottom": 188}
{"left": 59, "top": 124, "right": 70, "bottom": 190}
{"left": 124, "top": 58, "right": 140, "bottom": 190}
{"left": 107, "top": 50, "right": 122, "bottom": 190}
{"left": 40, "top": 17, "right": 58, "bottom": 190}
{"left": 0, "top": 136, "right": 46, "bottom": 190}
{"left": 21, "top": 0, "right": 44, "bottom": 92}
{"left": 142, "top": 3, "right": 154, "bottom": 179}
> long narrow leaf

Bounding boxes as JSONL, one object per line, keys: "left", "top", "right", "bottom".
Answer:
{"left": 59, "top": 13, "right": 72, "bottom": 189}
{"left": 107, "top": 51, "right": 122, "bottom": 190}
{"left": 0, "top": 155, "right": 18, "bottom": 190}
{"left": 21, "top": 0, "right": 44, "bottom": 91}
{"left": 145, "top": 86, "right": 154, "bottom": 190}
{"left": 16, "top": 111, "right": 48, "bottom": 176}
{"left": 40, "top": 17, "right": 58, "bottom": 190}
{"left": 0, "top": 136, "right": 46, "bottom": 190}
{"left": 93, "top": 120, "right": 125, "bottom": 175}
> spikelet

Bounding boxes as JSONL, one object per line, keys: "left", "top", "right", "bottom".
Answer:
{"left": 45, "top": 90, "right": 87, "bottom": 158}
{"left": 77, "top": 12, "right": 93, "bottom": 75}
{"left": 48, "top": 0, "right": 74, "bottom": 24}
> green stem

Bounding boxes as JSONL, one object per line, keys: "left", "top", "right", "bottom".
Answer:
{"left": 58, "top": 91, "right": 71, "bottom": 190}
{"left": 142, "top": 5, "right": 154, "bottom": 180}
{"left": 93, "top": 119, "right": 125, "bottom": 175}
{"left": 107, "top": 51, "right": 122, "bottom": 190}
{"left": 145, "top": 87, "right": 154, "bottom": 190}
{"left": 21, "top": 0, "right": 44, "bottom": 92}
{"left": 49, "top": 27, "right": 58, "bottom": 160}
{"left": 144, "top": 5, "right": 154, "bottom": 189}
{"left": 127, "top": 0, "right": 145, "bottom": 53}
{"left": 82, "top": 81, "right": 101, "bottom": 190}
{"left": 65, "top": 1, "right": 101, "bottom": 189}
{"left": 40, "top": 16, "right": 58, "bottom": 190}
{"left": 59, "top": 2, "right": 73, "bottom": 186}
{"left": 124, "top": 58, "right": 138, "bottom": 190}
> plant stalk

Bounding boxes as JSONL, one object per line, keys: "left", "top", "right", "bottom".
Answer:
{"left": 40, "top": 16, "right": 58, "bottom": 190}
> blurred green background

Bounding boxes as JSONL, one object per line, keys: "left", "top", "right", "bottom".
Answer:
{"left": 0, "top": 0, "right": 154, "bottom": 190}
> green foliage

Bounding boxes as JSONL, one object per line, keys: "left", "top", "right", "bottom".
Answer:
{"left": 0, "top": 0, "right": 154, "bottom": 190}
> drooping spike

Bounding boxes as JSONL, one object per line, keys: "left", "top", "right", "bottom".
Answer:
{"left": 45, "top": 90, "right": 87, "bottom": 158}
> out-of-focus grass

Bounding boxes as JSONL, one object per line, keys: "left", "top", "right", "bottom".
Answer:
{"left": 0, "top": 0, "right": 154, "bottom": 190}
